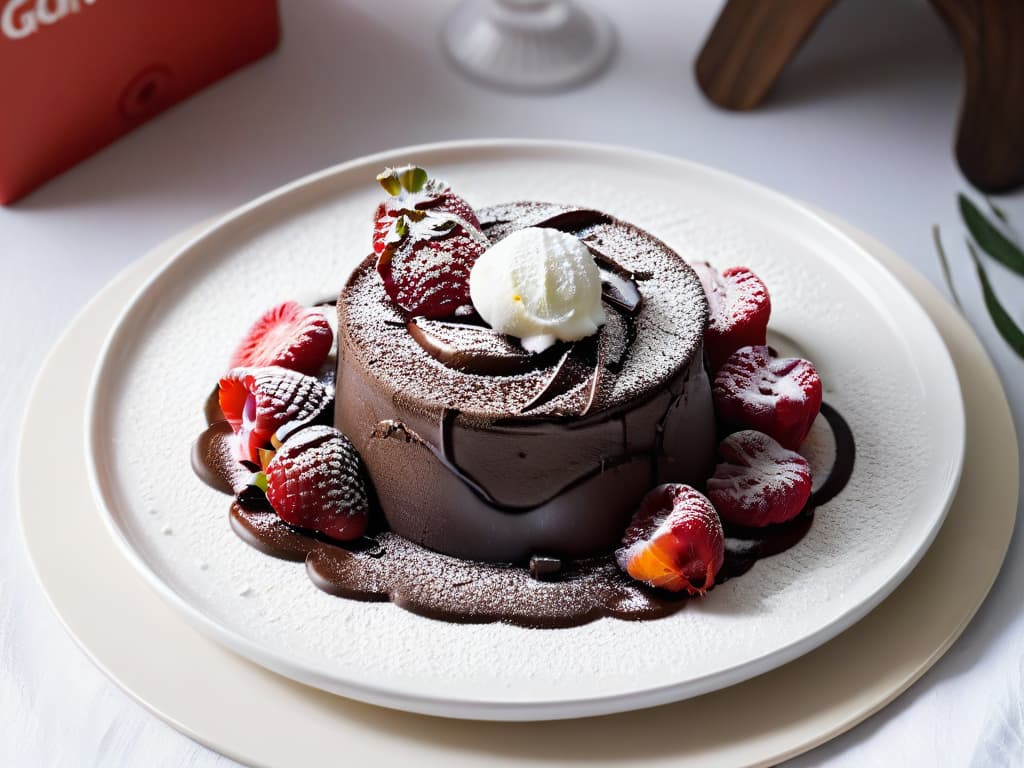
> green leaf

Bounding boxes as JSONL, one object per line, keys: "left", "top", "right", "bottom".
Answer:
{"left": 966, "top": 240, "right": 1024, "bottom": 358}
{"left": 398, "top": 165, "right": 428, "bottom": 194}
{"left": 932, "top": 225, "right": 962, "bottom": 309}
{"left": 376, "top": 168, "right": 402, "bottom": 196}
{"left": 985, "top": 196, "right": 1009, "bottom": 225}
{"left": 959, "top": 193, "right": 1024, "bottom": 277}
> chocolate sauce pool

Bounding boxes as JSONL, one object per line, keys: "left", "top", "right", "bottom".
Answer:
{"left": 193, "top": 399, "right": 854, "bottom": 629}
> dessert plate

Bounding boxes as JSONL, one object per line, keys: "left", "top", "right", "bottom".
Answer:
{"left": 20, "top": 218, "right": 1016, "bottom": 767}
{"left": 85, "top": 141, "right": 965, "bottom": 720}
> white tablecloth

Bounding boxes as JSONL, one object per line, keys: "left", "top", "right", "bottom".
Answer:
{"left": 4, "top": 1, "right": 1022, "bottom": 765}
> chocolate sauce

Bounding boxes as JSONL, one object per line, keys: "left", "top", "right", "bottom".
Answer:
{"left": 190, "top": 199, "right": 856, "bottom": 627}
{"left": 199, "top": 401, "right": 854, "bottom": 628}
{"left": 719, "top": 403, "right": 855, "bottom": 580}
{"left": 191, "top": 420, "right": 248, "bottom": 495}
{"left": 804, "top": 402, "right": 856, "bottom": 509}
{"left": 229, "top": 510, "right": 685, "bottom": 628}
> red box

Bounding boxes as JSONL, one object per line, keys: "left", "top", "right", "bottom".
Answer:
{"left": 0, "top": 0, "right": 280, "bottom": 204}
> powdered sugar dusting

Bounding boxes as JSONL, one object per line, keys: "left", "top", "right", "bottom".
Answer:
{"left": 267, "top": 425, "right": 368, "bottom": 524}
{"left": 299, "top": 528, "right": 686, "bottom": 627}
{"left": 708, "top": 431, "right": 812, "bottom": 522}
{"left": 715, "top": 348, "right": 818, "bottom": 416}
{"left": 340, "top": 203, "right": 707, "bottom": 423}
{"left": 379, "top": 211, "right": 485, "bottom": 316}
{"left": 95, "top": 153, "right": 951, "bottom": 710}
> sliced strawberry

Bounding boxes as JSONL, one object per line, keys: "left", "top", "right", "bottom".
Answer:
{"left": 265, "top": 425, "right": 369, "bottom": 541}
{"left": 371, "top": 165, "right": 487, "bottom": 318}
{"left": 229, "top": 301, "right": 333, "bottom": 375}
{"left": 713, "top": 345, "right": 822, "bottom": 450}
{"left": 218, "top": 367, "right": 331, "bottom": 465}
{"left": 691, "top": 262, "right": 771, "bottom": 371}
{"left": 615, "top": 484, "right": 724, "bottom": 595}
{"left": 371, "top": 201, "right": 390, "bottom": 256}
{"left": 707, "top": 430, "right": 812, "bottom": 527}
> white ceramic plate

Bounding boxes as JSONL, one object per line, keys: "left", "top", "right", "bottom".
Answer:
{"left": 85, "top": 141, "right": 965, "bottom": 721}
{"left": 22, "top": 217, "right": 1016, "bottom": 767}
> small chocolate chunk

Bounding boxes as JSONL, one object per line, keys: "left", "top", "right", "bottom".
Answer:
{"left": 529, "top": 555, "right": 563, "bottom": 580}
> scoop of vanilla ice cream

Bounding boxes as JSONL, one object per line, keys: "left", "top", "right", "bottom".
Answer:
{"left": 469, "top": 227, "right": 607, "bottom": 353}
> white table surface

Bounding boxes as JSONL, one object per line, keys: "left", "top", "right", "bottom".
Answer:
{"left": 4, "top": 1, "right": 1023, "bottom": 765}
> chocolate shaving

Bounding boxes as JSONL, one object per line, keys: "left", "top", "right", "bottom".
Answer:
{"left": 536, "top": 208, "right": 612, "bottom": 232}
{"left": 601, "top": 310, "right": 634, "bottom": 374}
{"left": 587, "top": 244, "right": 643, "bottom": 315}
{"left": 407, "top": 317, "right": 554, "bottom": 375}
{"left": 600, "top": 270, "right": 643, "bottom": 315}
{"left": 580, "top": 341, "right": 604, "bottom": 416}
{"left": 478, "top": 204, "right": 611, "bottom": 243}
{"left": 520, "top": 347, "right": 574, "bottom": 414}
{"left": 520, "top": 335, "right": 603, "bottom": 416}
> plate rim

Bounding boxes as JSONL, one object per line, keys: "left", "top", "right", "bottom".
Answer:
{"left": 83, "top": 139, "right": 967, "bottom": 720}
{"left": 19, "top": 214, "right": 1014, "bottom": 768}
{"left": 19, "top": 202, "right": 1019, "bottom": 768}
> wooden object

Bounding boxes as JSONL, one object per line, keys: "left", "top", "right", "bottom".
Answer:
{"left": 695, "top": 0, "right": 1024, "bottom": 193}
{"left": 931, "top": 0, "right": 1024, "bottom": 192}
{"left": 694, "top": 0, "right": 837, "bottom": 111}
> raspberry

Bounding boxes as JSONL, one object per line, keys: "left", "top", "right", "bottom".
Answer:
{"left": 713, "top": 345, "right": 822, "bottom": 450}
{"left": 265, "top": 426, "right": 369, "bottom": 542}
{"left": 218, "top": 367, "right": 331, "bottom": 465}
{"left": 229, "top": 301, "right": 333, "bottom": 375}
{"left": 707, "top": 430, "right": 812, "bottom": 527}
{"left": 615, "top": 484, "right": 724, "bottom": 595}
{"left": 691, "top": 262, "right": 771, "bottom": 371}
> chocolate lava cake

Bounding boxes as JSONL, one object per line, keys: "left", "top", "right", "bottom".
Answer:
{"left": 194, "top": 165, "right": 848, "bottom": 626}
{"left": 335, "top": 202, "right": 716, "bottom": 563}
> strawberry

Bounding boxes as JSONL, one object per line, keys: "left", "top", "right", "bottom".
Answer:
{"left": 229, "top": 301, "right": 333, "bottom": 376}
{"left": 713, "top": 345, "right": 822, "bottom": 450}
{"left": 372, "top": 165, "right": 488, "bottom": 318}
{"left": 615, "top": 484, "right": 724, "bottom": 595}
{"left": 371, "top": 201, "right": 390, "bottom": 257}
{"left": 372, "top": 165, "right": 480, "bottom": 255}
{"left": 265, "top": 425, "right": 369, "bottom": 542}
{"left": 691, "top": 262, "right": 771, "bottom": 371}
{"left": 218, "top": 367, "right": 331, "bottom": 465}
{"left": 377, "top": 224, "right": 487, "bottom": 318}
{"left": 707, "top": 430, "right": 812, "bottom": 527}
